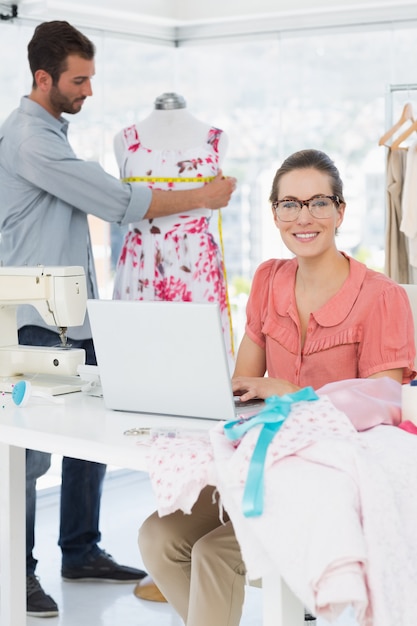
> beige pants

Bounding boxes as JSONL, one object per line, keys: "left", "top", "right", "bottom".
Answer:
{"left": 138, "top": 485, "right": 247, "bottom": 626}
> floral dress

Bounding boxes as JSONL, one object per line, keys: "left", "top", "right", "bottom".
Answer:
{"left": 113, "top": 124, "right": 233, "bottom": 362}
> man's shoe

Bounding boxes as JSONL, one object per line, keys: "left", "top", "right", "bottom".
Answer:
{"left": 61, "top": 550, "right": 147, "bottom": 583}
{"left": 27, "top": 575, "right": 59, "bottom": 618}
{"left": 304, "top": 610, "right": 317, "bottom": 621}
{"left": 133, "top": 575, "right": 167, "bottom": 602}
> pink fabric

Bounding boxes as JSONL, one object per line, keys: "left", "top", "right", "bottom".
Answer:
{"left": 144, "top": 430, "right": 215, "bottom": 516}
{"left": 318, "top": 377, "right": 402, "bottom": 429}
{"left": 398, "top": 420, "right": 417, "bottom": 434}
{"left": 245, "top": 254, "right": 416, "bottom": 385}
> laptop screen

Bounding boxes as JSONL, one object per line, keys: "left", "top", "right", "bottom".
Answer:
{"left": 87, "top": 299, "right": 237, "bottom": 420}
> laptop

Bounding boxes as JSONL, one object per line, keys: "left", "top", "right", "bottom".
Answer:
{"left": 87, "top": 299, "right": 263, "bottom": 420}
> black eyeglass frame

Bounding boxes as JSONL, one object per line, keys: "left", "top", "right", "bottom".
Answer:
{"left": 272, "top": 194, "right": 341, "bottom": 222}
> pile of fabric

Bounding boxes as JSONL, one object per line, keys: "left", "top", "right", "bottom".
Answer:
{"left": 145, "top": 377, "right": 417, "bottom": 626}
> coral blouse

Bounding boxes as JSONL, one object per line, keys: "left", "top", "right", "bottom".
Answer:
{"left": 245, "top": 253, "right": 416, "bottom": 388}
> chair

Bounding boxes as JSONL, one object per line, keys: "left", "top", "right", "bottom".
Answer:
{"left": 400, "top": 283, "right": 417, "bottom": 367}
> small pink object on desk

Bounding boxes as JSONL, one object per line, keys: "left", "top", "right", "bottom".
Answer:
{"left": 401, "top": 379, "right": 417, "bottom": 430}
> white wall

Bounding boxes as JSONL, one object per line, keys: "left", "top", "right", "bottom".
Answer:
{"left": 22, "top": 0, "right": 417, "bottom": 22}
{"left": 15, "top": 0, "right": 417, "bottom": 43}
{"left": 176, "top": 0, "right": 417, "bottom": 20}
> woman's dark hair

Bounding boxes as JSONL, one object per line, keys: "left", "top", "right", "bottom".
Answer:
{"left": 269, "top": 149, "right": 345, "bottom": 205}
{"left": 28, "top": 20, "right": 95, "bottom": 87}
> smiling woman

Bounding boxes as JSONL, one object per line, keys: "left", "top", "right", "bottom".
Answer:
{"left": 232, "top": 148, "right": 414, "bottom": 398}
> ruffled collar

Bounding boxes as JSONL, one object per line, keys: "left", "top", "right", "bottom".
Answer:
{"left": 273, "top": 253, "right": 368, "bottom": 327}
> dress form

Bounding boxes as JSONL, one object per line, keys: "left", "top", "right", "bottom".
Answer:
{"left": 114, "top": 92, "right": 228, "bottom": 163}
{"left": 112, "top": 94, "right": 234, "bottom": 367}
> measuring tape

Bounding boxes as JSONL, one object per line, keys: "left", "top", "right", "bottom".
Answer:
{"left": 122, "top": 176, "right": 215, "bottom": 184}
{"left": 217, "top": 209, "right": 235, "bottom": 356}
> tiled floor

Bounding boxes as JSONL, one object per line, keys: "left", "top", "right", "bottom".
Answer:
{"left": 29, "top": 458, "right": 357, "bottom": 626}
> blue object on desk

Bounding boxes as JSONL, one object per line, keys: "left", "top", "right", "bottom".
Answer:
{"left": 224, "top": 387, "right": 319, "bottom": 517}
{"left": 12, "top": 380, "right": 31, "bottom": 407}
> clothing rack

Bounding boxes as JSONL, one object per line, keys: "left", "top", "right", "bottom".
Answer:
{"left": 383, "top": 84, "right": 417, "bottom": 286}
{"left": 385, "top": 83, "right": 417, "bottom": 130}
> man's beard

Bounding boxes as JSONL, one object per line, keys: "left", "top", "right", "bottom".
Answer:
{"left": 49, "top": 85, "right": 85, "bottom": 116}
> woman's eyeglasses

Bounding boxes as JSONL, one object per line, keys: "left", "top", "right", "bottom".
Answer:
{"left": 272, "top": 195, "right": 340, "bottom": 222}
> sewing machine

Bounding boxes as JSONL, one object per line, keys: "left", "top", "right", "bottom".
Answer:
{"left": 0, "top": 266, "right": 87, "bottom": 394}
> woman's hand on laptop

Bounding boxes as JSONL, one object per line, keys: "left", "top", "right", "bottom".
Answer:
{"left": 232, "top": 376, "right": 300, "bottom": 402}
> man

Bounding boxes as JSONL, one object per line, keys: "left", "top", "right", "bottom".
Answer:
{"left": 0, "top": 20, "right": 236, "bottom": 618}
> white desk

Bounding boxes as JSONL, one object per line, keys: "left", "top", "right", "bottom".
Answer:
{"left": 0, "top": 393, "right": 303, "bottom": 626}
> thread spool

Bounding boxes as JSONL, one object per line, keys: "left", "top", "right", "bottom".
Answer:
{"left": 12, "top": 380, "right": 62, "bottom": 407}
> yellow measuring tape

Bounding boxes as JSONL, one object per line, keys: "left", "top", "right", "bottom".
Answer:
{"left": 217, "top": 209, "right": 235, "bottom": 356}
{"left": 123, "top": 174, "right": 235, "bottom": 355}
{"left": 122, "top": 176, "right": 215, "bottom": 183}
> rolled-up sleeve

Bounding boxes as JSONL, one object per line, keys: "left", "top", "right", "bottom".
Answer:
{"left": 15, "top": 131, "right": 151, "bottom": 225}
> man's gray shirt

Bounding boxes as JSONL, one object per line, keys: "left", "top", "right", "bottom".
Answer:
{"left": 0, "top": 96, "right": 152, "bottom": 339}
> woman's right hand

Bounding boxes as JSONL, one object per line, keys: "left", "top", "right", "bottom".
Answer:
{"left": 232, "top": 376, "right": 300, "bottom": 402}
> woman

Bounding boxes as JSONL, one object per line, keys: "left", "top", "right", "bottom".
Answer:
{"left": 138, "top": 149, "right": 415, "bottom": 626}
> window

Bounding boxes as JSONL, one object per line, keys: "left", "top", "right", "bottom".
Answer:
{"left": 2, "top": 20, "right": 417, "bottom": 296}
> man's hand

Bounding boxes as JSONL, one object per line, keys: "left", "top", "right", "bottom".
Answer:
{"left": 200, "top": 171, "right": 237, "bottom": 210}
{"left": 144, "top": 170, "right": 237, "bottom": 218}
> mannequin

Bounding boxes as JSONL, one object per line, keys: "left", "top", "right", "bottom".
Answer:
{"left": 114, "top": 92, "right": 228, "bottom": 154}
{"left": 112, "top": 93, "right": 233, "bottom": 365}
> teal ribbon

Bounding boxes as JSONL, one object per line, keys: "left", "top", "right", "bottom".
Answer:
{"left": 224, "top": 387, "right": 319, "bottom": 517}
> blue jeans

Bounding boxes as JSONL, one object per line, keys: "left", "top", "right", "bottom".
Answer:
{"left": 19, "top": 326, "right": 107, "bottom": 574}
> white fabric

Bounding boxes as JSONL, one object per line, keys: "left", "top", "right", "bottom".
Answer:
{"left": 400, "top": 139, "right": 417, "bottom": 267}
{"left": 211, "top": 422, "right": 417, "bottom": 626}
{"left": 114, "top": 107, "right": 228, "bottom": 154}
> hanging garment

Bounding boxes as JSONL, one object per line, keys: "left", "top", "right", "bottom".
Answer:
{"left": 400, "top": 139, "right": 417, "bottom": 274}
{"left": 384, "top": 148, "right": 409, "bottom": 282}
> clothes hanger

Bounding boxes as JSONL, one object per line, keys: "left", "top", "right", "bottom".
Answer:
{"left": 378, "top": 101, "right": 414, "bottom": 147}
{"left": 390, "top": 113, "right": 417, "bottom": 149}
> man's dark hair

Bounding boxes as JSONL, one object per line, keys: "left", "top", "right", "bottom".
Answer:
{"left": 28, "top": 20, "right": 95, "bottom": 87}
